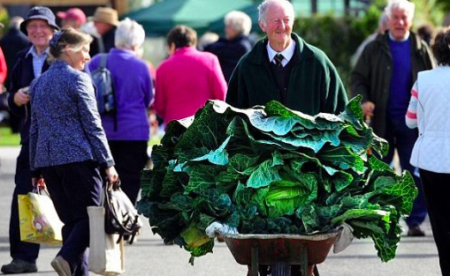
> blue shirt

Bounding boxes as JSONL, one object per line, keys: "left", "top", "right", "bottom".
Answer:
{"left": 26, "top": 46, "right": 49, "bottom": 78}
{"left": 388, "top": 37, "right": 412, "bottom": 120}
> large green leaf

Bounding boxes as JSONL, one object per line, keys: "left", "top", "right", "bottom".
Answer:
{"left": 318, "top": 146, "right": 366, "bottom": 173}
{"left": 246, "top": 159, "right": 282, "bottom": 189}
{"left": 191, "top": 136, "right": 231, "bottom": 165}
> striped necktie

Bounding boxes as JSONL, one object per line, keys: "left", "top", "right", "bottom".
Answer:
{"left": 274, "top": 53, "right": 284, "bottom": 67}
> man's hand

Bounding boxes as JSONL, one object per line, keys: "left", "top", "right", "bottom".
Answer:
{"left": 105, "top": 166, "right": 119, "bottom": 186}
{"left": 362, "top": 101, "right": 375, "bottom": 117}
{"left": 13, "top": 88, "right": 30, "bottom": 106}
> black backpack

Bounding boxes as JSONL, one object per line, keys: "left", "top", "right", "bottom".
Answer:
{"left": 104, "top": 181, "right": 142, "bottom": 244}
{"left": 91, "top": 54, "right": 117, "bottom": 130}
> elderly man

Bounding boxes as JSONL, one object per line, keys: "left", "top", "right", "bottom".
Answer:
{"left": 226, "top": 1, "right": 347, "bottom": 274}
{"left": 226, "top": 0, "right": 347, "bottom": 116}
{"left": 204, "top": 11, "right": 254, "bottom": 81}
{"left": 89, "top": 7, "right": 119, "bottom": 57}
{"left": 350, "top": 0, "right": 434, "bottom": 236}
{"left": 2, "top": 7, "right": 59, "bottom": 274}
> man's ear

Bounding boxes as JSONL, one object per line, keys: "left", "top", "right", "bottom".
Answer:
{"left": 258, "top": 20, "right": 266, "bottom": 32}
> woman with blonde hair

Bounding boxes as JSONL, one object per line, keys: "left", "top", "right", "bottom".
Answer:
{"left": 29, "top": 27, "right": 118, "bottom": 276}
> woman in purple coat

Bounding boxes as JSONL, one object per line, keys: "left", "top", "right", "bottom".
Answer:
{"left": 88, "top": 18, "right": 153, "bottom": 205}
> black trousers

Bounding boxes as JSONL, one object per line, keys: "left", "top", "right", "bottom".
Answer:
{"left": 419, "top": 169, "right": 450, "bottom": 276}
{"left": 383, "top": 117, "right": 427, "bottom": 228}
{"left": 42, "top": 161, "right": 102, "bottom": 276}
{"left": 108, "top": 141, "right": 148, "bottom": 205}
{"left": 9, "top": 145, "right": 40, "bottom": 263}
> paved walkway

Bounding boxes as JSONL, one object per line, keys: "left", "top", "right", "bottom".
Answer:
{"left": 0, "top": 147, "right": 442, "bottom": 276}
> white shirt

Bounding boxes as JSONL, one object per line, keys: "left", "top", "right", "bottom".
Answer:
{"left": 266, "top": 39, "right": 296, "bottom": 67}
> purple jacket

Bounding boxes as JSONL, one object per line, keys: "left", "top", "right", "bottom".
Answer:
{"left": 89, "top": 48, "right": 153, "bottom": 141}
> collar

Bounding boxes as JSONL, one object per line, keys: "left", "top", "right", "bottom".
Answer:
{"left": 26, "top": 46, "right": 49, "bottom": 58}
{"left": 388, "top": 31, "right": 410, "bottom": 42}
{"left": 266, "top": 39, "right": 296, "bottom": 67}
{"left": 173, "top": 46, "right": 196, "bottom": 55}
{"left": 111, "top": 48, "right": 136, "bottom": 55}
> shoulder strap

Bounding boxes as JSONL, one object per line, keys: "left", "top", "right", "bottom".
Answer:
{"left": 99, "top": 53, "right": 108, "bottom": 69}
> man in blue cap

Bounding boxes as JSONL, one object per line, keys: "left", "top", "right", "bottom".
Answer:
{"left": 2, "top": 6, "right": 59, "bottom": 274}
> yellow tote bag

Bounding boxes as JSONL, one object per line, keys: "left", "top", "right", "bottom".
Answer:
{"left": 18, "top": 188, "right": 63, "bottom": 246}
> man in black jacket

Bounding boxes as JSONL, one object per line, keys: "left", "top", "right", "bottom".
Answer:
{"left": 2, "top": 7, "right": 58, "bottom": 274}
{"left": 205, "top": 10, "right": 253, "bottom": 82}
{"left": 89, "top": 7, "right": 118, "bottom": 57}
{"left": 350, "top": 0, "right": 434, "bottom": 237}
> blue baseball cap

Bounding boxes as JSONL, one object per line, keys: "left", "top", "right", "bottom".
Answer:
{"left": 20, "top": 6, "right": 60, "bottom": 35}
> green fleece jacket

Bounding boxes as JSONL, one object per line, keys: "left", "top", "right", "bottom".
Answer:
{"left": 350, "top": 31, "right": 435, "bottom": 138}
{"left": 226, "top": 33, "right": 348, "bottom": 115}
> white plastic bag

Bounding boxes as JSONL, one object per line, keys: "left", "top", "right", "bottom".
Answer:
{"left": 333, "top": 223, "right": 354, "bottom": 253}
{"left": 87, "top": 206, "right": 124, "bottom": 276}
{"left": 205, "top": 222, "right": 238, "bottom": 238}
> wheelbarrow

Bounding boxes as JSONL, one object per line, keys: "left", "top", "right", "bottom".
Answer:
{"left": 222, "top": 229, "right": 341, "bottom": 276}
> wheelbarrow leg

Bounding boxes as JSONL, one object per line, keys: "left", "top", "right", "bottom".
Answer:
{"left": 251, "top": 243, "right": 259, "bottom": 276}
{"left": 301, "top": 245, "right": 308, "bottom": 276}
{"left": 313, "top": 265, "right": 319, "bottom": 276}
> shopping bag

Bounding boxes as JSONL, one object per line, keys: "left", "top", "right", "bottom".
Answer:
{"left": 18, "top": 187, "right": 63, "bottom": 246}
{"left": 88, "top": 206, "right": 125, "bottom": 276}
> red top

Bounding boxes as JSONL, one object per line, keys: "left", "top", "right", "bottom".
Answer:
{"left": 0, "top": 47, "right": 7, "bottom": 86}
{"left": 155, "top": 46, "right": 227, "bottom": 124}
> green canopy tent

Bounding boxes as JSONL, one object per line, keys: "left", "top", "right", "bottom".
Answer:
{"left": 122, "top": 0, "right": 253, "bottom": 37}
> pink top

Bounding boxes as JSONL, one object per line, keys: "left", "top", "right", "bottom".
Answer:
{"left": 155, "top": 47, "right": 227, "bottom": 124}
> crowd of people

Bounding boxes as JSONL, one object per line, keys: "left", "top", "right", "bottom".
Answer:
{"left": 0, "top": 0, "right": 449, "bottom": 275}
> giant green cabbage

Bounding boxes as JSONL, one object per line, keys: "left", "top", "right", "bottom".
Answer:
{"left": 138, "top": 96, "right": 417, "bottom": 264}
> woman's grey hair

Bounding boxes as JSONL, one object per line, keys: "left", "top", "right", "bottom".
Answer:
{"left": 115, "top": 18, "right": 146, "bottom": 49}
{"left": 224, "top": 11, "right": 252, "bottom": 36}
{"left": 49, "top": 27, "right": 92, "bottom": 60}
{"left": 258, "top": 0, "right": 295, "bottom": 26}
{"left": 385, "top": 0, "right": 415, "bottom": 22}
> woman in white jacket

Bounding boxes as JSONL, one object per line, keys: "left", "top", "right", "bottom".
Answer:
{"left": 406, "top": 27, "right": 450, "bottom": 276}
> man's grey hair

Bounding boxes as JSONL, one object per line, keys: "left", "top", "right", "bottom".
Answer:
{"left": 385, "top": 0, "right": 415, "bottom": 22}
{"left": 224, "top": 11, "right": 252, "bottom": 36}
{"left": 258, "top": 0, "right": 295, "bottom": 26}
{"left": 115, "top": 18, "right": 146, "bottom": 49}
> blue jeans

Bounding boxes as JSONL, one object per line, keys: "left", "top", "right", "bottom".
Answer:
{"left": 382, "top": 116, "right": 427, "bottom": 228}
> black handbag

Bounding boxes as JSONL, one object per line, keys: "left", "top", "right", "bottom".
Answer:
{"left": 103, "top": 181, "right": 142, "bottom": 244}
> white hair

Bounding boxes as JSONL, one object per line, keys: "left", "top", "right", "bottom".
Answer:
{"left": 10, "top": 16, "right": 24, "bottom": 30}
{"left": 385, "top": 0, "right": 415, "bottom": 22}
{"left": 115, "top": 18, "right": 146, "bottom": 49}
{"left": 258, "top": 0, "right": 295, "bottom": 26}
{"left": 224, "top": 11, "right": 252, "bottom": 36}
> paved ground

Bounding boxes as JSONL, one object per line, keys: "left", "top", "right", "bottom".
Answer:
{"left": 0, "top": 146, "right": 443, "bottom": 276}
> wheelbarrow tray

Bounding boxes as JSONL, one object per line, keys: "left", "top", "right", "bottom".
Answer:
{"left": 223, "top": 230, "right": 341, "bottom": 266}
